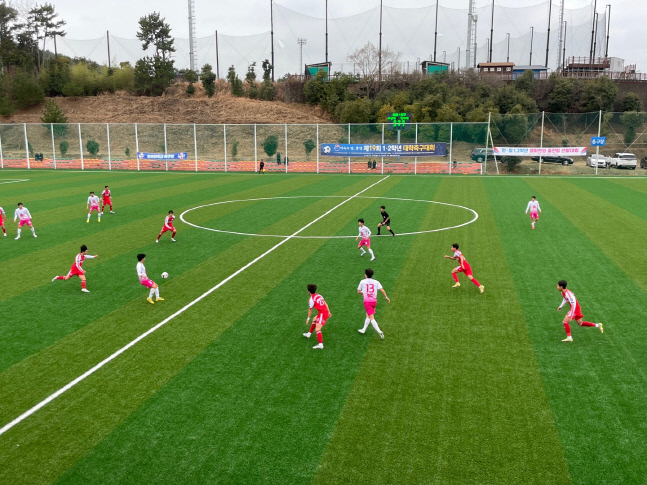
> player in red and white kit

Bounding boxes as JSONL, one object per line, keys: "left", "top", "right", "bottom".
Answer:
{"left": 14, "top": 202, "right": 37, "bottom": 240}
{"left": 445, "top": 243, "right": 484, "bottom": 293}
{"left": 0, "top": 206, "right": 6, "bottom": 237}
{"left": 87, "top": 191, "right": 101, "bottom": 223}
{"left": 557, "top": 280, "right": 603, "bottom": 342}
{"left": 101, "top": 186, "right": 114, "bottom": 214}
{"left": 156, "top": 210, "right": 177, "bottom": 243}
{"left": 51, "top": 244, "right": 98, "bottom": 293}
{"left": 303, "top": 284, "right": 331, "bottom": 349}
{"left": 356, "top": 218, "right": 375, "bottom": 261}
{"left": 357, "top": 268, "right": 390, "bottom": 338}
{"left": 525, "top": 196, "right": 542, "bottom": 229}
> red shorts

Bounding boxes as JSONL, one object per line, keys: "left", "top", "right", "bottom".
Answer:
{"left": 454, "top": 265, "right": 473, "bottom": 277}
{"left": 364, "top": 300, "right": 377, "bottom": 316}
{"left": 103, "top": 198, "right": 111, "bottom": 205}
{"left": 140, "top": 278, "right": 155, "bottom": 289}
{"left": 67, "top": 265, "right": 84, "bottom": 277}
{"left": 566, "top": 303, "right": 583, "bottom": 321}
{"left": 530, "top": 211, "right": 539, "bottom": 219}
{"left": 18, "top": 219, "right": 32, "bottom": 227}
{"left": 359, "top": 237, "right": 370, "bottom": 247}
{"left": 314, "top": 312, "right": 329, "bottom": 326}
{"left": 161, "top": 225, "right": 175, "bottom": 233}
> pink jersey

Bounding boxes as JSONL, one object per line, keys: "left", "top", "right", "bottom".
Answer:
{"left": 358, "top": 226, "right": 371, "bottom": 239}
{"left": 309, "top": 293, "right": 329, "bottom": 317}
{"left": 358, "top": 278, "right": 382, "bottom": 302}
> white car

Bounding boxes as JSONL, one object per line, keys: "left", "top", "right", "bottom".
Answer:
{"left": 607, "top": 153, "right": 637, "bottom": 169}
{"left": 587, "top": 153, "right": 608, "bottom": 168}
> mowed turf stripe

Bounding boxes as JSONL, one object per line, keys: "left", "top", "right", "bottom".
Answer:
{"left": 51, "top": 177, "right": 427, "bottom": 484}
{"left": 313, "top": 177, "right": 571, "bottom": 484}
{"left": 0, "top": 176, "right": 389, "bottom": 483}
{"left": 0, "top": 176, "right": 366, "bottom": 374}
{"left": 566, "top": 178, "right": 647, "bottom": 223}
{"left": 501, "top": 178, "right": 647, "bottom": 484}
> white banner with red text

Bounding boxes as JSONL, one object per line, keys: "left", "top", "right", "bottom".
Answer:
{"left": 493, "top": 147, "right": 587, "bottom": 157}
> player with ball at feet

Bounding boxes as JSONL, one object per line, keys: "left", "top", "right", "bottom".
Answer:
{"left": 136, "top": 253, "right": 164, "bottom": 304}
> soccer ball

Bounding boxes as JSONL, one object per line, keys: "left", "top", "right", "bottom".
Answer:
{"left": 161, "top": 272, "right": 169, "bottom": 279}
{"left": 323, "top": 145, "right": 331, "bottom": 154}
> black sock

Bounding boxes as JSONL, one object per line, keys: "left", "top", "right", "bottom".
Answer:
{"left": 389, "top": 229, "right": 395, "bottom": 235}
{"left": 377, "top": 229, "right": 381, "bottom": 235}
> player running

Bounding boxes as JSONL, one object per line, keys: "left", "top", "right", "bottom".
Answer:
{"left": 0, "top": 205, "right": 6, "bottom": 237}
{"left": 445, "top": 243, "right": 484, "bottom": 293}
{"left": 303, "top": 284, "right": 331, "bottom": 350}
{"left": 51, "top": 245, "right": 98, "bottom": 293}
{"left": 377, "top": 205, "right": 395, "bottom": 236}
{"left": 87, "top": 191, "right": 101, "bottom": 223}
{"left": 136, "top": 253, "right": 164, "bottom": 304}
{"left": 557, "top": 280, "right": 603, "bottom": 342}
{"left": 525, "top": 196, "right": 542, "bottom": 229}
{"left": 14, "top": 202, "right": 37, "bottom": 240}
{"left": 356, "top": 219, "right": 375, "bottom": 261}
{"left": 357, "top": 268, "right": 390, "bottom": 338}
{"left": 101, "top": 186, "right": 114, "bottom": 214}
{"left": 156, "top": 210, "right": 177, "bottom": 243}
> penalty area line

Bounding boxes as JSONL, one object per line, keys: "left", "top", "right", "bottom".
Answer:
{"left": 0, "top": 175, "right": 390, "bottom": 438}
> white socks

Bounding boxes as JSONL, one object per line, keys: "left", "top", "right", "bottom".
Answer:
{"left": 368, "top": 249, "right": 375, "bottom": 258}
{"left": 155, "top": 287, "right": 160, "bottom": 298}
{"left": 360, "top": 248, "right": 366, "bottom": 255}
{"left": 361, "top": 317, "right": 370, "bottom": 332}
{"left": 149, "top": 288, "right": 155, "bottom": 298}
{"left": 16, "top": 229, "right": 21, "bottom": 237}
{"left": 370, "top": 319, "right": 382, "bottom": 333}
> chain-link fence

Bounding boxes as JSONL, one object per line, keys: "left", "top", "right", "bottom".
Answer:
{"left": 1, "top": 114, "right": 645, "bottom": 175}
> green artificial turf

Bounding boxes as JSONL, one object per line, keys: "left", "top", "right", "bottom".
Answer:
{"left": 0, "top": 170, "right": 645, "bottom": 484}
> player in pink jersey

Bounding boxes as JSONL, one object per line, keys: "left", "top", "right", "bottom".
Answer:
{"left": 356, "top": 218, "right": 375, "bottom": 261}
{"left": 357, "top": 268, "right": 390, "bottom": 339}
{"left": 303, "top": 284, "right": 331, "bottom": 349}
{"left": 557, "top": 280, "right": 603, "bottom": 342}
{"left": 51, "top": 245, "right": 98, "bottom": 293}
{"left": 137, "top": 253, "right": 164, "bottom": 304}
{"left": 101, "top": 186, "right": 114, "bottom": 214}
{"left": 525, "top": 196, "right": 542, "bottom": 229}
{"left": 156, "top": 210, "right": 177, "bottom": 243}
{"left": 0, "top": 206, "right": 6, "bottom": 237}
{"left": 13, "top": 202, "right": 37, "bottom": 239}
{"left": 445, "top": 243, "right": 484, "bottom": 293}
{"left": 86, "top": 191, "right": 101, "bottom": 223}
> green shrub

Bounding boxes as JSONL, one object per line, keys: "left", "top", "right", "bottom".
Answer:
{"left": 502, "top": 156, "right": 522, "bottom": 172}
{"left": 231, "top": 139, "right": 239, "bottom": 160}
{"left": 259, "top": 80, "right": 275, "bottom": 101}
{"left": 125, "top": 146, "right": 131, "bottom": 158}
{"left": 12, "top": 72, "right": 45, "bottom": 109}
{"left": 262, "top": 135, "right": 278, "bottom": 158}
{"left": 41, "top": 99, "right": 68, "bottom": 137}
{"left": 227, "top": 65, "right": 244, "bottom": 97}
{"left": 303, "top": 139, "right": 316, "bottom": 159}
{"left": 186, "top": 83, "right": 195, "bottom": 96}
{"left": 201, "top": 64, "right": 216, "bottom": 98}
{"left": 86, "top": 139, "right": 100, "bottom": 156}
{"left": 59, "top": 140, "right": 69, "bottom": 156}
{"left": 0, "top": 96, "right": 15, "bottom": 117}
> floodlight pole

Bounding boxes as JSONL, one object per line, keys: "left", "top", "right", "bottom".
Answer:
{"left": 562, "top": 22, "right": 567, "bottom": 71}
{"left": 506, "top": 33, "right": 510, "bottom": 63}
{"left": 489, "top": 0, "right": 494, "bottom": 62}
{"left": 545, "top": 0, "right": 552, "bottom": 68}
{"left": 106, "top": 31, "right": 110, "bottom": 67}
{"left": 298, "top": 38, "right": 307, "bottom": 74}
{"left": 604, "top": 4, "right": 610, "bottom": 59}
{"left": 215, "top": 30, "right": 220, "bottom": 79}
{"left": 529, "top": 27, "right": 534, "bottom": 65}
{"left": 270, "top": 0, "right": 275, "bottom": 81}
{"left": 434, "top": 0, "right": 439, "bottom": 62}
{"left": 325, "top": 0, "right": 328, "bottom": 63}
{"left": 589, "top": 0, "right": 597, "bottom": 64}
{"left": 378, "top": 0, "right": 383, "bottom": 84}
{"left": 593, "top": 13, "right": 599, "bottom": 60}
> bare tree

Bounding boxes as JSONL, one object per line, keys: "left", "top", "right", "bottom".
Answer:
{"left": 347, "top": 42, "right": 401, "bottom": 95}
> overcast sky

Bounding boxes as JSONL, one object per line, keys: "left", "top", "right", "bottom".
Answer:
{"left": 21, "top": 0, "right": 645, "bottom": 71}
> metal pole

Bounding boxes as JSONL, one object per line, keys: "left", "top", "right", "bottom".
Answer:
{"left": 378, "top": 0, "right": 383, "bottom": 83}
{"left": 589, "top": 0, "right": 597, "bottom": 64}
{"left": 106, "top": 123, "right": 111, "bottom": 170}
{"left": 539, "top": 111, "right": 545, "bottom": 175}
{"left": 545, "top": 0, "right": 552, "bottom": 68}
{"left": 449, "top": 122, "right": 453, "bottom": 174}
{"left": 193, "top": 123, "right": 198, "bottom": 172}
{"left": 135, "top": 123, "right": 140, "bottom": 171}
{"left": 164, "top": 123, "right": 168, "bottom": 171}
{"left": 223, "top": 124, "right": 227, "bottom": 172}
{"left": 530, "top": 27, "right": 534, "bottom": 65}
{"left": 79, "top": 123, "right": 84, "bottom": 170}
{"left": 50, "top": 123, "right": 56, "bottom": 169}
{"left": 381, "top": 123, "right": 384, "bottom": 175}
{"left": 254, "top": 124, "right": 258, "bottom": 172}
{"left": 215, "top": 30, "right": 220, "bottom": 79}
{"left": 485, "top": 113, "right": 491, "bottom": 174}
{"left": 23, "top": 123, "right": 29, "bottom": 169}
{"left": 562, "top": 22, "right": 567, "bottom": 70}
{"left": 0, "top": 132, "right": 3, "bottom": 169}
{"left": 506, "top": 33, "right": 510, "bottom": 62}
{"left": 348, "top": 123, "right": 351, "bottom": 174}
{"left": 593, "top": 13, "right": 599, "bottom": 60}
{"left": 434, "top": 0, "right": 439, "bottom": 62}
{"left": 270, "top": 0, "right": 275, "bottom": 81}
{"left": 325, "top": 0, "right": 328, "bottom": 63}
{"left": 107, "top": 31, "right": 111, "bottom": 68}
{"left": 596, "top": 110, "right": 602, "bottom": 175}
{"left": 285, "top": 123, "right": 288, "bottom": 174}
{"left": 316, "top": 124, "right": 319, "bottom": 174}
{"left": 54, "top": 34, "right": 57, "bottom": 58}
{"left": 604, "top": 5, "right": 610, "bottom": 59}
{"left": 414, "top": 124, "right": 418, "bottom": 175}
{"left": 489, "top": 0, "right": 494, "bottom": 62}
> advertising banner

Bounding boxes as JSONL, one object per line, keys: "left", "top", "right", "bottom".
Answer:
{"left": 138, "top": 152, "right": 188, "bottom": 160}
{"left": 493, "top": 147, "right": 587, "bottom": 156}
{"left": 321, "top": 143, "right": 447, "bottom": 157}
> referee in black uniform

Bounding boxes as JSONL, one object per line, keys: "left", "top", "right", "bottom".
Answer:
{"left": 377, "top": 206, "right": 395, "bottom": 236}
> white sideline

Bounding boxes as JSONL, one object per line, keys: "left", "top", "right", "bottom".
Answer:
{"left": 0, "top": 175, "right": 390, "bottom": 437}
{"left": 0, "top": 179, "right": 29, "bottom": 185}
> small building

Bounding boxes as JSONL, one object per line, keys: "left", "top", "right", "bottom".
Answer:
{"left": 512, "top": 65, "right": 549, "bottom": 79}
{"left": 477, "top": 62, "right": 514, "bottom": 75}
{"left": 421, "top": 60, "right": 449, "bottom": 76}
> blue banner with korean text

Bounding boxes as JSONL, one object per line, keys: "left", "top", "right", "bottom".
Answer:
{"left": 137, "top": 152, "right": 188, "bottom": 160}
{"left": 320, "top": 143, "right": 447, "bottom": 157}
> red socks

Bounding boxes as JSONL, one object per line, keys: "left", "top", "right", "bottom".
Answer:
{"left": 82, "top": 281, "right": 87, "bottom": 289}
{"left": 172, "top": 231, "right": 177, "bottom": 237}
{"left": 563, "top": 323, "right": 571, "bottom": 336}
{"left": 309, "top": 323, "right": 316, "bottom": 333}
{"left": 579, "top": 321, "right": 597, "bottom": 327}
{"left": 316, "top": 331, "right": 323, "bottom": 344}
{"left": 56, "top": 276, "right": 65, "bottom": 280}
{"left": 452, "top": 273, "right": 459, "bottom": 283}
{"left": 472, "top": 278, "right": 480, "bottom": 287}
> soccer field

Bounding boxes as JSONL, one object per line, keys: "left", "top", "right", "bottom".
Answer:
{"left": 0, "top": 170, "right": 646, "bottom": 484}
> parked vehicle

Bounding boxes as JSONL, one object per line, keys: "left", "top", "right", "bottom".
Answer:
{"left": 530, "top": 156, "right": 574, "bottom": 166}
{"left": 641, "top": 156, "right": 647, "bottom": 169}
{"left": 587, "top": 153, "right": 608, "bottom": 168}
{"left": 607, "top": 153, "right": 637, "bottom": 169}
{"left": 470, "top": 148, "right": 495, "bottom": 163}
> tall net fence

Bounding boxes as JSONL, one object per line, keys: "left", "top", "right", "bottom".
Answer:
{"left": 1, "top": 115, "right": 644, "bottom": 175}
{"left": 52, "top": 1, "right": 605, "bottom": 76}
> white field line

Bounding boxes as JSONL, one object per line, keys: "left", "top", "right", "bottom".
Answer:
{"left": 0, "top": 179, "right": 29, "bottom": 185}
{"left": 0, "top": 175, "right": 390, "bottom": 438}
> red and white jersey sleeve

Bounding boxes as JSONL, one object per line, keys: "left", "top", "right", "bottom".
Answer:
{"left": 0, "top": 207, "right": 4, "bottom": 222}
{"left": 559, "top": 289, "right": 577, "bottom": 310}
{"left": 358, "top": 278, "right": 382, "bottom": 301}
{"left": 165, "top": 215, "right": 175, "bottom": 228}
{"left": 309, "top": 293, "right": 327, "bottom": 313}
{"left": 102, "top": 189, "right": 111, "bottom": 198}
{"left": 74, "top": 253, "right": 85, "bottom": 271}
{"left": 358, "top": 226, "right": 371, "bottom": 238}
